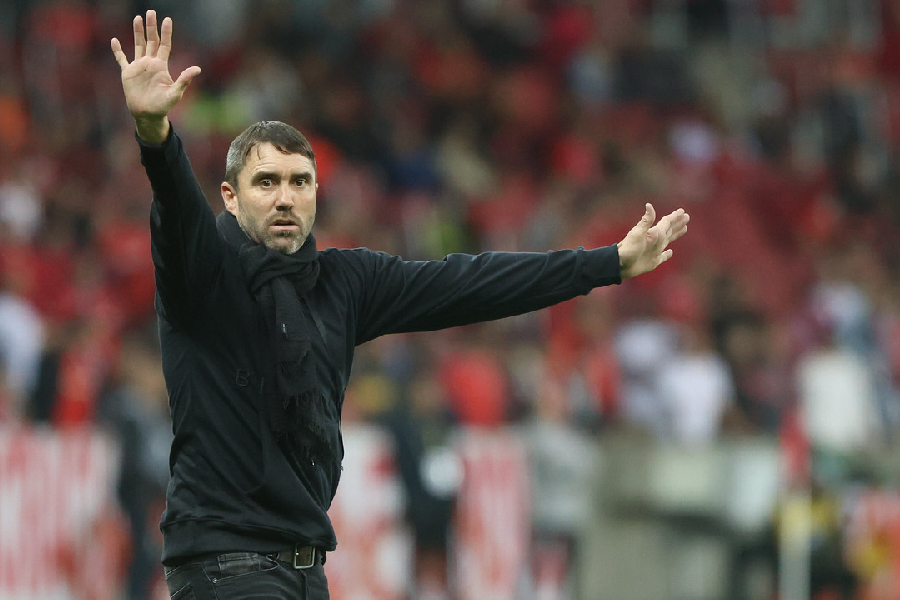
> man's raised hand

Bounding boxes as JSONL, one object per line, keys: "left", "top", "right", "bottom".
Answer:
{"left": 110, "top": 10, "right": 200, "bottom": 144}
{"left": 616, "top": 203, "right": 690, "bottom": 279}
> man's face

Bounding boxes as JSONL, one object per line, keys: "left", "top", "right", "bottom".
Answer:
{"left": 221, "top": 142, "right": 317, "bottom": 255}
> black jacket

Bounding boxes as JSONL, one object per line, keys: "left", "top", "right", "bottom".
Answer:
{"left": 139, "top": 129, "right": 622, "bottom": 565}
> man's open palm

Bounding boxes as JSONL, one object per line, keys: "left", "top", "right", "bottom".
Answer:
{"left": 111, "top": 11, "right": 200, "bottom": 123}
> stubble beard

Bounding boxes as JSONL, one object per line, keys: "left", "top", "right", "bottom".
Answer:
{"left": 238, "top": 213, "right": 305, "bottom": 255}
{"left": 269, "top": 229, "right": 304, "bottom": 255}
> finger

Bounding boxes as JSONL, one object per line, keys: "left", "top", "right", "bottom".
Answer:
{"left": 665, "top": 211, "right": 689, "bottom": 238}
{"left": 158, "top": 16, "right": 173, "bottom": 62}
{"left": 133, "top": 15, "right": 146, "bottom": 59}
{"left": 669, "top": 223, "right": 688, "bottom": 242}
{"left": 173, "top": 66, "right": 202, "bottom": 93}
{"left": 660, "top": 207, "right": 683, "bottom": 224}
{"left": 110, "top": 38, "right": 129, "bottom": 70}
{"left": 659, "top": 209, "right": 686, "bottom": 238}
{"left": 639, "top": 203, "right": 657, "bottom": 231}
{"left": 146, "top": 10, "right": 160, "bottom": 57}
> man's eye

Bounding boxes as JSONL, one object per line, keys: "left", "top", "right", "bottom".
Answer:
{"left": 260, "top": 179, "right": 273, "bottom": 187}
{"left": 295, "top": 179, "right": 306, "bottom": 187}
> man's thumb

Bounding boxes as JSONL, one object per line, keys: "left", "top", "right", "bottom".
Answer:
{"left": 174, "top": 66, "right": 201, "bottom": 92}
{"left": 638, "top": 203, "right": 656, "bottom": 231}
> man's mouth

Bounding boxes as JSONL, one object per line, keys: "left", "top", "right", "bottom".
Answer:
{"left": 270, "top": 218, "right": 299, "bottom": 231}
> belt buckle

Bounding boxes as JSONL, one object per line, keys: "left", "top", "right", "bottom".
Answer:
{"left": 292, "top": 545, "right": 316, "bottom": 569}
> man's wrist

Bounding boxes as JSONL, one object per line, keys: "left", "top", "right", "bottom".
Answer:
{"left": 134, "top": 116, "right": 170, "bottom": 146}
{"left": 616, "top": 241, "right": 629, "bottom": 272}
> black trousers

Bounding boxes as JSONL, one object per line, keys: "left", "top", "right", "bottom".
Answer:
{"left": 164, "top": 552, "right": 330, "bottom": 600}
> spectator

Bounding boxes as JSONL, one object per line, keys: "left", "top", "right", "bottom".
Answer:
{"left": 381, "top": 370, "right": 460, "bottom": 600}
{"left": 0, "top": 271, "right": 44, "bottom": 418}
{"left": 656, "top": 321, "right": 737, "bottom": 446}
{"left": 97, "top": 333, "right": 172, "bottom": 600}
{"left": 614, "top": 303, "right": 680, "bottom": 439}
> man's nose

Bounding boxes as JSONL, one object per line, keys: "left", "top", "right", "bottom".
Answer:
{"left": 274, "top": 183, "right": 294, "bottom": 208}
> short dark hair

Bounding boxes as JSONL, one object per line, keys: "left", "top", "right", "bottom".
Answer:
{"left": 224, "top": 121, "right": 316, "bottom": 188}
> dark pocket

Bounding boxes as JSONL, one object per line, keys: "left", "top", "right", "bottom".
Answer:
{"left": 170, "top": 582, "right": 196, "bottom": 600}
{"left": 165, "top": 564, "right": 203, "bottom": 599}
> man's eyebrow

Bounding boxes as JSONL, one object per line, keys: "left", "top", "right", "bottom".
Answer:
{"left": 293, "top": 171, "right": 314, "bottom": 180}
{"left": 250, "top": 171, "right": 278, "bottom": 182}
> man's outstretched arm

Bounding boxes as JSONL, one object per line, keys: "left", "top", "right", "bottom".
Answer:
{"left": 348, "top": 203, "right": 690, "bottom": 342}
{"left": 110, "top": 10, "right": 200, "bottom": 143}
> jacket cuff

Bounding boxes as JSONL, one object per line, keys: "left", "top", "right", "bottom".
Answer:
{"left": 137, "top": 125, "right": 180, "bottom": 167}
{"left": 580, "top": 245, "right": 622, "bottom": 287}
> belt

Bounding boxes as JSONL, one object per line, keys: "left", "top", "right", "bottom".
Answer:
{"left": 269, "top": 544, "right": 323, "bottom": 569}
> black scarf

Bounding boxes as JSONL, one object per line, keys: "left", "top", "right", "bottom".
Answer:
{"left": 216, "top": 211, "right": 330, "bottom": 462}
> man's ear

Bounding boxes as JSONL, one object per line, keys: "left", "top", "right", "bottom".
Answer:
{"left": 221, "top": 182, "right": 238, "bottom": 215}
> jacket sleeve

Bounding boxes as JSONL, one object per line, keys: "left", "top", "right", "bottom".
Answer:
{"left": 345, "top": 246, "right": 622, "bottom": 344}
{"left": 139, "top": 129, "right": 223, "bottom": 325}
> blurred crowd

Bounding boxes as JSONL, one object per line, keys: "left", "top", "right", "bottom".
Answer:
{"left": 3, "top": 0, "right": 900, "bottom": 598}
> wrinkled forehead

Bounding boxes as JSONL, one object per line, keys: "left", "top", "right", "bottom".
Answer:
{"left": 241, "top": 142, "right": 317, "bottom": 177}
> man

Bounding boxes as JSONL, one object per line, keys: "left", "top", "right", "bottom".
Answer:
{"left": 111, "top": 10, "right": 689, "bottom": 600}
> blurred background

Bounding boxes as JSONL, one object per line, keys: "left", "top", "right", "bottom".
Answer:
{"left": 2, "top": 0, "right": 900, "bottom": 599}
